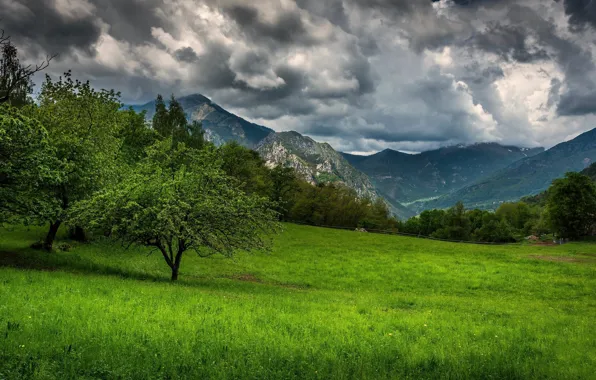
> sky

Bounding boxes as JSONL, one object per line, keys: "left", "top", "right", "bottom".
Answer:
{"left": 4, "top": 0, "right": 596, "bottom": 154}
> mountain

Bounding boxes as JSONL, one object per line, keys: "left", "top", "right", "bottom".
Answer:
{"left": 129, "top": 94, "right": 273, "bottom": 148}
{"left": 342, "top": 143, "right": 544, "bottom": 209}
{"left": 256, "top": 131, "right": 377, "bottom": 197}
{"left": 426, "top": 128, "right": 596, "bottom": 210}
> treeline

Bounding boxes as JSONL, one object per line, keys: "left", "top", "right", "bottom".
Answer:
{"left": 217, "top": 140, "right": 398, "bottom": 231}
{"left": 399, "top": 170, "right": 596, "bottom": 242}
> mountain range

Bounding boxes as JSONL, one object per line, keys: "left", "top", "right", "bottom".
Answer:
{"left": 128, "top": 94, "right": 596, "bottom": 218}
{"left": 423, "top": 127, "right": 596, "bottom": 210}
{"left": 342, "top": 144, "right": 544, "bottom": 210}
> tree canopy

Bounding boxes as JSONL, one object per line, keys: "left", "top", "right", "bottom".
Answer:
{"left": 23, "top": 72, "right": 124, "bottom": 249}
{"left": 546, "top": 172, "right": 596, "bottom": 239}
{"left": 71, "top": 140, "right": 281, "bottom": 280}
{"left": 0, "top": 105, "right": 61, "bottom": 225}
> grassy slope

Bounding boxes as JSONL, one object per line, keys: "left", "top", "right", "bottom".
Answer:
{"left": 0, "top": 224, "right": 595, "bottom": 379}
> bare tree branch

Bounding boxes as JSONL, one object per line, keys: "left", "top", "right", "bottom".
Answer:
{"left": 0, "top": 26, "right": 56, "bottom": 104}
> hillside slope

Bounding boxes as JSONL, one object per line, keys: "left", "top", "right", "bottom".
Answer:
{"left": 343, "top": 143, "right": 543, "bottom": 207}
{"left": 129, "top": 94, "right": 273, "bottom": 148}
{"left": 427, "top": 128, "right": 596, "bottom": 209}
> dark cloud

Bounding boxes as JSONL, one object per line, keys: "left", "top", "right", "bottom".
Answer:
{"left": 561, "top": 0, "right": 596, "bottom": 31}
{"left": 4, "top": 0, "right": 596, "bottom": 152}
{"left": 1, "top": 0, "right": 102, "bottom": 56}
{"left": 558, "top": 89, "right": 596, "bottom": 115}
{"left": 174, "top": 47, "right": 198, "bottom": 63}
{"left": 472, "top": 22, "right": 549, "bottom": 62}
{"left": 95, "top": 0, "right": 167, "bottom": 45}
{"left": 223, "top": 4, "right": 318, "bottom": 46}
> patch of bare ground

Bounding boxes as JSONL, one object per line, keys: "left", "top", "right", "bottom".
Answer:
{"left": 530, "top": 255, "right": 596, "bottom": 264}
{"left": 224, "top": 273, "right": 309, "bottom": 289}
{"left": 229, "top": 273, "right": 262, "bottom": 283}
{"left": 531, "top": 242, "right": 557, "bottom": 246}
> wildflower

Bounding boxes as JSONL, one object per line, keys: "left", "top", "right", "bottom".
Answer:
{"left": 388, "top": 333, "right": 393, "bottom": 336}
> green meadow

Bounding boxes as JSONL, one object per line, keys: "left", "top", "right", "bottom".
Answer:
{"left": 0, "top": 224, "right": 595, "bottom": 379}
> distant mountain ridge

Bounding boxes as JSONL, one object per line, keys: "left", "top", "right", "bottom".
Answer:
{"left": 425, "top": 127, "right": 596, "bottom": 210}
{"left": 342, "top": 143, "right": 544, "bottom": 211}
{"left": 128, "top": 94, "right": 273, "bottom": 148}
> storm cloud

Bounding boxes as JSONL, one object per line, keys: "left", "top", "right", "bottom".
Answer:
{"left": 4, "top": 0, "right": 596, "bottom": 153}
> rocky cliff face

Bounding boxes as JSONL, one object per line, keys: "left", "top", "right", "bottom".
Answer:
{"left": 256, "top": 131, "right": 377, "bottom": 199}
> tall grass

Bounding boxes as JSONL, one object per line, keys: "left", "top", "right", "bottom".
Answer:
{"left": 0, "top": 224, "right": 594, "bottom": 379}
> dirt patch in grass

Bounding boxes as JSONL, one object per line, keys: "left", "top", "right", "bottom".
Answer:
{"left": 578, "top": 252, "right": 596, "bottom": 258}
{"left": 231, "top": 273, "right": 263, "bottom": 283}
{"left": 530, "top": 255, "right": 596, "bottom": 264}
{"left": 531, "top": 242, "right": 558, "bottom": 246}
{"left": 223, "top": 273, "right": 309, "bottom": 289}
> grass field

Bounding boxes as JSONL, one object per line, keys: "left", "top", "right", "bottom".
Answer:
{"left": 0, "top": 224, "right": 595, "bottom": 379}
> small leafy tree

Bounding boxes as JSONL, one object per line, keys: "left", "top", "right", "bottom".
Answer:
{"left": 0, "top": 106, "right": 61, "bottom": 225}
{"left": 71, "top": 140, "right": 280, "bottom": 281}
{"left": 546, "top": 172, "right": 596, "bottom": 239}
{"left": 25, "top": 72, "right": 123, "bottom": 250}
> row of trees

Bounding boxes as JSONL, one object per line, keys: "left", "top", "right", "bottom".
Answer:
{"left": 400, "top": 172, "right": 596, "bottom": 242}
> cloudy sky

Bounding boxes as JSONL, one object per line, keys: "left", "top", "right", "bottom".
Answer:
{"left": 4, "top": 0, "right": 596, "bottom": 153}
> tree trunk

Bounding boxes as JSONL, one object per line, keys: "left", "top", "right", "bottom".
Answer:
{"left": 69, "top": 226, "right": 88, "bottom": 242}
{"left": 170, "top": 245, "right": 185, "bottom": 281}
{"left": 171, "top": 265, "right": 179, "bottom": 281}
{"left": 44, "top": 220, "right": 62, "bottom": 251}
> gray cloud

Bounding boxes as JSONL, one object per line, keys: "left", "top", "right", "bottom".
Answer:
{"left": 223, "top": 4, "right": 319, "bottom": 46}
{"left": 0, "top": 0, "right": 102, "bottom": 56}
{"left": 561, "top": 0, "right": 596, "bottom": 31}
{"left": 4, "top": 0, "right": 596, "bottom": 153}
{"left": 174, "top": 47, "right": 199, "bottom": 63}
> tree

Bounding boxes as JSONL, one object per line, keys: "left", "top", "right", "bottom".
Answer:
{"left": 152, "top": 94, "right": 171, "bottom": 138}
{"left": 433, "top": 201, "right": 471, "bottom": 241}
{"left": 25, "top": 72, "right": 123, "bottom": 250}
{"left": 0, "top": 105, "right": 61, "bottom": 225}
{"left": 152, "top": 94, "right": 205, "bottom": 149}
{"left": 71, "top": 140, "right": 280, "bottom": 281}
{"left": 118, "top": 107, "right": 159, "bottom": 164}
{"left": 473, "top": 213, "right": 515, "bottom": 243}
{"left": 546, "top": 172, "right": 596, "bottom": 239}
{"left": 418, "top": 209, "right": 446, "bottom": 236}
{"left": 0, "top": 29, "right": 54, "bottom": 106}
{"left": 269, "top": 166, "right": 299, "bottom": 219}
{"left": 219, "top": 142, "right": 272, "bottom": 196}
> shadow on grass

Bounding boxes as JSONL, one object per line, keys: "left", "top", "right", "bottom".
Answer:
{"left": 0, "top": 247, "right": 172, "bottom": 283}
{"left": 0, "top": 247, "right": 307, "bottom": 293}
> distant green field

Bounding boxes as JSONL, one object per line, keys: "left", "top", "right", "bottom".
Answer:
{"left": 1, "top": 224, "right": 595, "bottom": 379}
